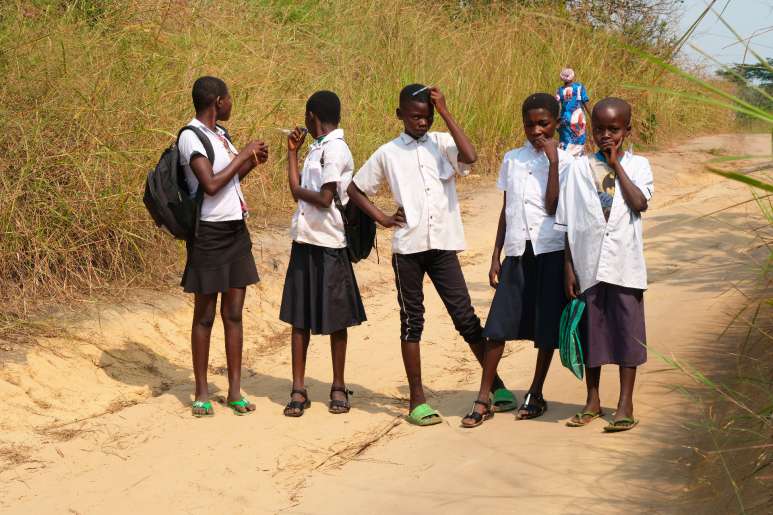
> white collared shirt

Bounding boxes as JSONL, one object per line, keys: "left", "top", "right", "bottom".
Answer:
{"left": 497, "top": 142, "right": 573, "bottom": 256}
{"left": 353, "top": 132, "right": 471, "bottom": 254}
{"left": 554, "top": 152, "right": 654, "bottom": 292}
{"left": 290, "top": 129, "right": 354, "bottom": 249}
{"left": 178, "top": 118, "right": 246, "bottom": 222}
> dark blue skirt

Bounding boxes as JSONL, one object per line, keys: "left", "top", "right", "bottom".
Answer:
{"left": 483, "top": 242, "right": 566, "bottom": 349}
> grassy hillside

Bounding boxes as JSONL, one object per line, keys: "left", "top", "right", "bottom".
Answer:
{"left": 0, "top": 0, "right": 729, "bottom": 323}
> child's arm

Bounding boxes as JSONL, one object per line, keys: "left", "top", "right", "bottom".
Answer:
{"left": 488, "top": 194, "right": 507, "bottom": 288}
{"left": 189, "top": 140, "right": 264, "bottom": 196}
{"left": 564, "top": 235, "right": 581, "bottom": 300}
{"left": 604, "top": 145, "right": 648, "bottom": 213}
{"left": 346, "top": 183, "right": 405, "bottom": 228}
{"left": 429, "top": 87, "right": 477, "bottom": 164}
{"left": 286, "top": 128, "right": 337, "bottom": 209}
{"left": 543, "top": 138, "right": 560, "bottom": 215}
{"left": 237, "top": 141, "right": 268, "bottom": 179}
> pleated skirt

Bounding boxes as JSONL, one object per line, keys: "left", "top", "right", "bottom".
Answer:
{"left": 279, "top": 242, "right": 366, "bottom": 335}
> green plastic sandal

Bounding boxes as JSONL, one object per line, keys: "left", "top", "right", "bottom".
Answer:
{"left": 491, "top": 388, "right": 517, "bottom": 413}
{"left": 406, "top": 403, "right": 442, "bottom": 426}
{"left": 228, "top": 397, "right": 255, "bottom": 416}
{"left": 192, "top": 400, "right": 214, "bottom": 418}
{"left": 604, "top": 417, "right": 639, "bottom": 433}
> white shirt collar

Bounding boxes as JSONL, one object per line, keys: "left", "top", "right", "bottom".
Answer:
{"left": 399, "top": 132, "right": 429, "bottom": 144}
{"left": 189, "top": 117, "right": 225, "bottom": 136}
{"left": 311, "top": 128, "right": 345, "bottom": 149}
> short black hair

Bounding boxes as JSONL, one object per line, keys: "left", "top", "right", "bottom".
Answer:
{"left": 192, "top": 76, "right": 228, "bottom": 112}
{"left": 399, "top": 83, "right": 431, "bottom": 107}
{"left": 306, "top": 90, "right": 341, "bottom": 125}
{"left": 522, "top": 93, "right": 560, "bottom": 120}
{"left": 592, "top": 97, "right": 632, "bottom": 125}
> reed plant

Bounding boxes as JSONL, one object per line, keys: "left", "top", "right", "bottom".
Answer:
{"left": 619, "top": 4, "right": 772, "bottom": 510}
{"left": 0, "top": 0, "right": 728, "bottom": 325}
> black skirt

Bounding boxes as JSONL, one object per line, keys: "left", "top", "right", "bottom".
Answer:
{"left": 279, "top": 242, "right": 367, "bottom": 335}
{"left": 181, "top": 220, "right": 259, "bottom": 294}
{"left": 483, "top": 241, "right": 566, "bottom": 349}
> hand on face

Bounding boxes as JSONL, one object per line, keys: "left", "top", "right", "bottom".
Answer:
{"left": 287, "top": 126, "right": 307, "bottom": 153}
{"left": 538, "top": 136, "right": 559, "bottom": 162}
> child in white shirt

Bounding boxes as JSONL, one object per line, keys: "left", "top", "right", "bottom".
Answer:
{"left": 280, "top": 91, "right": 366, "bottom": 417}
{"left": 347, "top": 84, "right": 515, "bottom": 426}
{"left": 556, "top": 97, "right": 653, "bottom": 432}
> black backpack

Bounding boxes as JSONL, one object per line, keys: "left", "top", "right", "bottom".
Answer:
{"left": 333, "top": 190, "right": 377, "bottom": 263}
{"left": 143, "top": 126, "right": 214, "bottom": 240}
{"left": 321, "top": 150, "right": 377, "bottom": 263}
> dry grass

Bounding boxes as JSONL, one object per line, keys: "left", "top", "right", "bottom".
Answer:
{"left": 0, "top": 0, "right": 730, "bottom": 325}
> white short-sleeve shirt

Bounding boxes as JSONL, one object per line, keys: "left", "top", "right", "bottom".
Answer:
{"left": 497, "top": 142, "right": 573, "bottom": 257}
{"left": 554, "top": 151, "right": 654, "bottom": 292}
{"left": 178, "top": 118, "right": 246, "bottom": 222}
{"left": 290, "top": 129, "right": 354, "bottom": 249}
{"left": 353, "top": 132, "right": 471, "bottom": 255}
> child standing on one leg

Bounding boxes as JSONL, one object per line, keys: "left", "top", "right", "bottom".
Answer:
{"left": 556, "top": 97, "right": 653, "bottom": 432}
{"left": 556, "top": 68, "right": 590, "bottom": 157}
{"left": 462, "top": 93, "right": 572, "bottom": 428}
{"left": 347, "top": 84, "right": 515, "bottom": 426}
{"left": 279, "top": 91, "right": 366, "bottom": 417}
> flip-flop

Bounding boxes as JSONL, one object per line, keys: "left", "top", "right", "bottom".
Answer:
{"left": 491, "top": 388, "right": 518, "bottom": 413}
{"left": 566, "top": 410, "right": 603, "bottom": 427}
{"left": 406, "top": 403, "right": 442, "bottom": 426}
{"left": 227, "top": 397, "right": 255, "bottom": 416}
{"left": 603, "top": 417, "right": 639, "bottom": 433}
{"left": 192, "top": 400, "right": 214, "bottom": 418}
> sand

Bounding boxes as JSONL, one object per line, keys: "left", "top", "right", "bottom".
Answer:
{"left": 0, "top": 134, "right": 770, "bottom": 514}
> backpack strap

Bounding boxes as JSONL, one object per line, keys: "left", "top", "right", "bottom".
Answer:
{"left": 176, "top": 125, "right": 215, "bottom": 240}
{"left": 177, "top": 125, "right": 215, "bottom": 164}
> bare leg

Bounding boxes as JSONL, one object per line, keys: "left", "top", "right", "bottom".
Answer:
{"left": 286, "top": 326, "right": 311, "bottom": 415}
{"left": 517, "top": 348, "right": 555, "bottom": 418}
{"left": 462, "top": 339, "right": 505, "bottom": 426}
{"left": 401, "top": 341, "right": 425, "bottom": 411}
{"left": 330, "top": 329, "right": 348, "bottom": 407}
{"left": 616, "top": 366, "right": 637, "bottom": 421}
{"left": 191, "top": 293, "right": 217, "bottom": 416}
{"left": 221, "top": 287, "right": 255, "bottom": 413}
{"left": 467, "top": 340, "right": 506, "bottom": 392}
{"left": 570, "top": 365, "right": 603, "bottom": 425}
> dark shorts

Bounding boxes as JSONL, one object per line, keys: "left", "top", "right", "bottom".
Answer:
{"left": 483, "top": 241, "right": 566, "bottom": 349}
{"left": 181, "top": 220, "right": 259, "bottom": 294}
{"left": 392, "top": 250, "right": 483, "bottom": 344}
{"left": 279, "top": 242, "right": 366, "bottom": 335}
{"left": 582, "top": 282, "right": 647, "bottom": 368}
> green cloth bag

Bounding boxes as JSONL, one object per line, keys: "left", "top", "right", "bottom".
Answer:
{"left": 559, "top": 298, "right": 586, "bottom": 380}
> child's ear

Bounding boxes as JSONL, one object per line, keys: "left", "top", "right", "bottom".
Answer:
{"left": 396, "top": 107, "right": 403, "bottom": 120}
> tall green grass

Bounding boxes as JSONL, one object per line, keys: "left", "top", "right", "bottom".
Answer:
{"left": 0, "top": 0, "right": 729, "bottom": 323}
{"left": 619, "top": 5, "right": 772, "bottom": 510}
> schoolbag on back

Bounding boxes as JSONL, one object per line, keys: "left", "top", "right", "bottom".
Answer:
{"left": 333, "top": 191, "right": 377, "bottom": 263}
{"left": 143, "top": 126, "right": 214, "bottom": 240}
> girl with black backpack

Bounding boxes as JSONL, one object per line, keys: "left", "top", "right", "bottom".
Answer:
{"left": 178, "top": 76, "right": 268, "bottom": 417}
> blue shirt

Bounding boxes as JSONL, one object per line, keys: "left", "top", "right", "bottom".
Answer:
{"left": 556, "top": 82, "right": 590, "bottom": 146}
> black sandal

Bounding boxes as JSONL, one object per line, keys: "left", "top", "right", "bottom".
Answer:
{"left": 283, "top": 388, "right": 310, "bottom": 417}
{"left": 328, "top": 386, "right": 353, "bottom": 414}
{"left": 517, "top": 392, "right": 548, "bottom": 420}
{"left": 461, "top": 400, "right": 494, "bottom": 428}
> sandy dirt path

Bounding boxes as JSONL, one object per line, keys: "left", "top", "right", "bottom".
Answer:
{"left": 0, "top": 134, "right": 769, "bottom": 514}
